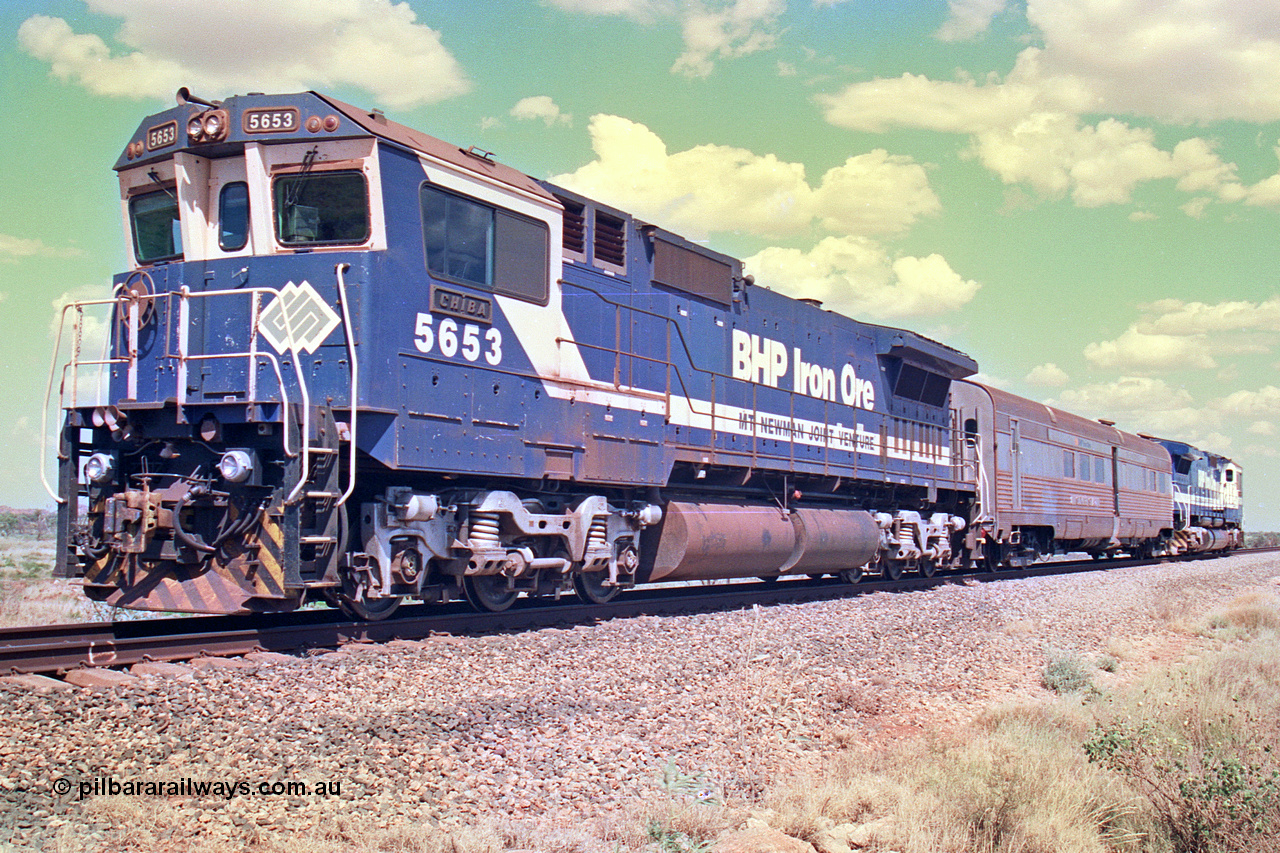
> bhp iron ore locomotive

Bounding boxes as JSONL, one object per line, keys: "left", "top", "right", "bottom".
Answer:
{"left": 47, "top": 90, "right": 1242, "bottom": 618}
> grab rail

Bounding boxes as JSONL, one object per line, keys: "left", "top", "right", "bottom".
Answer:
{"left": 41, "top": 275, "right": 363, "bottom": 507}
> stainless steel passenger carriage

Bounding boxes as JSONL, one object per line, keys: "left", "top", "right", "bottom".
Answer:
{"left": 953, "top": 381, "right": 1174, "bottom": 564}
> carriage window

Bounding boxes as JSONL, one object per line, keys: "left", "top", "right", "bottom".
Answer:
{"left": 218, "top": 182, "right": 249, "bottom": 251}
{"left": 130, "top": 189, "right": 182, "bottom": 263}
{"left": 421, "top": 184, "right": 549, "bottom": 303}
{"left": 1063, "top": 449, "right": 1075, "bottom": 478}
{"left": 273, "top": 170, "right": 369, "bottom": 246}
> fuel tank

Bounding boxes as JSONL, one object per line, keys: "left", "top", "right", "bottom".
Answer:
{"left": 648, "top": 501, "right": 880, "bottom": 582}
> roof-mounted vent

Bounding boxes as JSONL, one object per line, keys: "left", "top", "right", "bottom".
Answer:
{"left": 462, "top": 145, "right": 496, "bottom": 163}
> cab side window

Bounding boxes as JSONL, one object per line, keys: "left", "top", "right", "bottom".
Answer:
{"left": 420, "top": 183, "right": 548, "bottom": 304}
{"left": 218, "top": 182, "right": 250, "bottom": 251}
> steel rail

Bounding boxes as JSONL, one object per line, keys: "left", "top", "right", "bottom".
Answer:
{"left": 2, "top": 548, "right": 1274, "bottom": 677}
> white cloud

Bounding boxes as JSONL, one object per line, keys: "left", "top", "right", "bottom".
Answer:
{"left": 555, "top": 115, "right": 969, "bottom": 320}
{"left": 671, "top": 0, "right": 786, "bottom": 78}
{"left": 936, "top": 0, "right": 1010, "bottom": 42}
{"left": 19, "top": 1, "right": 469, "bottom": 109}
{"left": 1083, "top": 328, "right": 1219, "bottom": 372}
{"left": 553, "top": 114, "right": 939, "bottom": 240}
{"left": 547, "top": 0, "right": 781, "bottom": 77}
{"left": 1138, "top": 296, "right": 1280, "bottom": 335}
{"left": 1221, "top": 386, "right": 1280, "bottom": 420}
{"left": 1027, "top": 0, "right": 1280, "bottom": 124}
{"left": 543, "top": 0, "right": 675, "bottom": 21}
{"left": 0, "top": 233, "right": 82, "bottom": 262}
{"left": 817, "top": 0, "right": 1280, "bottom": 209}
{"left": 1048, "top": 376, "right": 1216, "bottom": 439}
{"left": 1084, "top": 296, "right": 1280, "bottom": 373}
{"left": 1025, "top": 362, "right": 1069, "bottom": 387}
{"left": 745, "top": 237, "right": 980, "bottom": 320}
{"left": 511, "top": 96, "right": 572, "bottom": 127}
{"left": 1248, "top": 420, "right": 1276, "bottom": 436}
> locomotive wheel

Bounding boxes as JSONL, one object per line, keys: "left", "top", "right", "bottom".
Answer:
{"left": 882, "top": 560, "right": 904, "bottom": 581}
{"left": 918, "top": 559, "right": 937, "bottom": 578}
{"left": 574, "top": 571, "right": 620, "bottom": 604}
{"left": 340, "top": 593, "right": 402, "bottom": 621}
{"left": 839, "top": 565, "right": 863, "bottom": 584}
{"left": 464, "top": 575, "right": 518, "bottom": 612}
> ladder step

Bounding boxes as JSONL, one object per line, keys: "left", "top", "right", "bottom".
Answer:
{"left": 307, "top": 446, "right": 339, "bottom": 455}
{"left": 301, "top": 535, "right": 337, "bottom": 545}
{"left": 306, "top": 491, "right": 339, "bottom": 499}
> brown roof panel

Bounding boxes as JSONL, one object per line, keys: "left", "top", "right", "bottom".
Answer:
{"left": 314, "top": 93, "right": 557, "bottom": 205}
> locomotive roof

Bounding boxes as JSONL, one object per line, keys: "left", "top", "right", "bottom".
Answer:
{"left": 313, "top": 92, "right": 557, "bottom": 204}
{"left": 115, "top": 90, "right": 557, "bottom": 206}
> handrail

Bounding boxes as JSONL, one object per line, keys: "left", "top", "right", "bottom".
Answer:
{"left": 43, "top": 284, "right": 313, "bottom": 505}
{"left": 281, "top": 292, "right": 313, "bottom": 506}
{"left": 334, "top": 263, "right": 358, "bottom": 508}
{"left": 561, "top": 278, "right": 961, "bottom": 469}
{"left": 41, "top": 296, "right": 130, "bottom": 503}
{"left": 170, "top": 286, "right": 300, "bottom": 458}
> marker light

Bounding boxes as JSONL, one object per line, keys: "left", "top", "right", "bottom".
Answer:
{"left": 218, "top": 450, "right": 254, "bottom": 484}
{"left": 84, "top": 453, "right": 116, "bottom": 485}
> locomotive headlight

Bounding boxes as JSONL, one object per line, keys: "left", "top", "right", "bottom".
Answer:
{"left": 187, "top": 115, "right": 205, "bottom": 141}
{"left": 217, "top": 450, "right": 254, "bottom": 484}
{"left": 84, "top": 453, "right": 116, "bottom": 485}
{"left": 202, "top": 110, "right": 227, "bottom": 141}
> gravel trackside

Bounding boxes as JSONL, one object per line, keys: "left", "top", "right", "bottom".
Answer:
{"left": 2, "top": 552, "right": 1278, "bottom": 851}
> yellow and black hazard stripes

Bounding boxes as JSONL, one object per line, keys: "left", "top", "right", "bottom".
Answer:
{"left": 252, "top": 508, "right": 292, "bottom": 599}
{"left": 83, "top": 508, "right": 303, "bottom": 615}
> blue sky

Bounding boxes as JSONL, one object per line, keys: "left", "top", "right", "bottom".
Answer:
{"left": 2, "top": 0, "right": 1278, "bottom": 528}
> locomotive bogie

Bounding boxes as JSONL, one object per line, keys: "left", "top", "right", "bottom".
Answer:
{"left": 356, "top": 487, "right": 660, "bottom": 609}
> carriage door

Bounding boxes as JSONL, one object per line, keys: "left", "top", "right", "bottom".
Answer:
{"left": 1110, "top": 447, "right": 1121, "bottom": 515}
{"left": 1010, "top": 418, "right": 1022, "bottom": 510}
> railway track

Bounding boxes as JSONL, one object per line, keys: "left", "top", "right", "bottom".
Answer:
{"left": 2, "top": 549, "right": 1273, "bottom": 677}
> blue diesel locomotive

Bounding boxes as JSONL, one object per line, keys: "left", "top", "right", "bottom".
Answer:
{"left": 1145, "top": 437, "right": 1244, "bottom": 554}
{"left": 48, "top": 90, "right": 982, "bottom": 617}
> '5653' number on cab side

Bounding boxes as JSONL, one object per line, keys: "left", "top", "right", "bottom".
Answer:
{"left": 413, "top": 313, "right": 502, "bottom": 365}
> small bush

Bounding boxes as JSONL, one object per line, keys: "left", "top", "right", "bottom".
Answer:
{"left": 1219, "top": 592, "right": 1280, "bottom": 633}
{"left": 1042, "top": 646, "right": 1094, "bottom": 694}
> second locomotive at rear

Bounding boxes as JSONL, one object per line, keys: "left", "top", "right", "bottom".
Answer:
{"left": 51, "top": 90, "right": 983, "bottom": 617}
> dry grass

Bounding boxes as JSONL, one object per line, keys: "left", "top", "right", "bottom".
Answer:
{"left": 0, "top": 534, "right": 103, "bottom": 627}
{"left": 1217, "top": 591, "right": 1280, "bottom": 633}
{"left": 753, "top": 591, "right": 1280, "bottom": 853}
{"left": 762, "top": 705, "right": 1148, "bottom": 853}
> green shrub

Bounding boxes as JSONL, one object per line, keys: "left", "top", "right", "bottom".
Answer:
{"left": 1042, "top": 646, "right": 1094, "bottom": 694}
